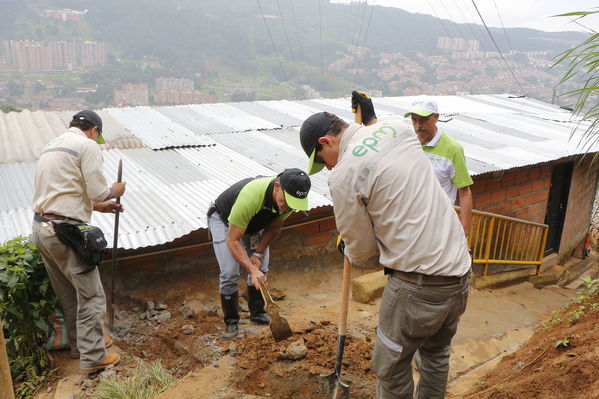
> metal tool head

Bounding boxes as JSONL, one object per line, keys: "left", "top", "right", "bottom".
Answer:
{"left": 320, "top": 371, "right": 350, "bottom": 399}
{"left": 267, "top": 302, "right": 293, "bottom": 341}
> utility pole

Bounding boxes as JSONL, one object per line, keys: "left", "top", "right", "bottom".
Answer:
{"left": 0, "top": 319, "right": 15, "bottom": 399}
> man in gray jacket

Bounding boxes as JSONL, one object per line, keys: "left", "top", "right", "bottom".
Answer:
{"left": 299, "top": 106, "right": 471, "bottom": 398}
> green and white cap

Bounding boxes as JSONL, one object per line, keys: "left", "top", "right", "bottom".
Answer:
{"left": 403, "top": 97, "right": 438, "bottom": 118}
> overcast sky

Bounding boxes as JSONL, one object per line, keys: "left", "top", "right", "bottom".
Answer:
{"left": 330, "top": 0, "right": 599, "bottom": 32}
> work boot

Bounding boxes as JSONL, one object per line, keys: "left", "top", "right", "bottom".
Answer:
{"left": 69, "top": 336, "right": 114, "bottom": 359}
{"left": 220, "top": 292, "right": 240, "bottom": 339}
{"left": 80, "top": 352, "right": 120, "bottom": 373}
{"left": 247, "top": 285, "right": 270, "bottom": 325}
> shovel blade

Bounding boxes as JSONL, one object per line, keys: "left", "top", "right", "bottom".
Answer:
{"left": 270, "top": 314, "right": 293, "bottom": 341}
{"left": 321, "top": 372, "right": 350, "bottom": 399}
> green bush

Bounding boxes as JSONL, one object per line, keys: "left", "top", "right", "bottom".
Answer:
{"left": 0, "top": 236, "right": 57, "bottom": 398}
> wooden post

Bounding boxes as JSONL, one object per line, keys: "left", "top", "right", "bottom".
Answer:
{"left": 0, "top": 319, "right": 15, "bottom": 399}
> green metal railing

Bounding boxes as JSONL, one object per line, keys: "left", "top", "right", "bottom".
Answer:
{"left": 456, "top": 208, "right": 549, "bottom": 276}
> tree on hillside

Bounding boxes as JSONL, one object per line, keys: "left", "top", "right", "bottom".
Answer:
{"left": 553, "top": 9, "right": 599, "bottom": 151}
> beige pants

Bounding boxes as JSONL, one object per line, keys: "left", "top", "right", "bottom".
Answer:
{"left": 32, "top": 220, "right": 107, "bottom": 368}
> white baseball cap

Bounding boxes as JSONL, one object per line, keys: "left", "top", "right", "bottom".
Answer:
{"left": 403, "top": 97, "right": 438, "bottom": 118}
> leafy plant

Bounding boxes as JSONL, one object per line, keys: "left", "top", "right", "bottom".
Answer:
{"left": 91, "top": 361, "right": 179, "bottom": 399}
{"left": 555, "top": 334, "right": 576, "bottom": 349}
{"left": 552, "top": 9, "right": 599, "bottom": 154}
{"left": 569, "top": 305, "right": 586, "bottom": 323}
{"left": 0, "top": 237, "right": 58, "bottom": 398}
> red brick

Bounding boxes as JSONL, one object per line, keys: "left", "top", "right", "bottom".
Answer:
{"left": 318, "top": 217, "right": 337, "bottom": 232}
{"left": 291, "top": 222, "right": 319, "bottom": 235}
{"left": 305, "top": 233, "right": 335, "bottom": 246}
{"left": 490, "top": 190, "right": 506, "bottom": 203}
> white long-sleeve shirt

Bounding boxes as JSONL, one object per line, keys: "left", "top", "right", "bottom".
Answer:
{"left": 328, "top": 119, "right": 470, "bottom": 276}
{"left": 33, "top": 127, "right": 110, "bottom": 223}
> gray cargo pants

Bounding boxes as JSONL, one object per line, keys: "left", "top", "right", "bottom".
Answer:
{"left": 208, "top": 214, "right": 269, "bottom": 295}
{"left": 372, "top": 272, "right": 469, "bottom": 399}
{"left": 32, "top": 220, "right": 107, "bottom": 368}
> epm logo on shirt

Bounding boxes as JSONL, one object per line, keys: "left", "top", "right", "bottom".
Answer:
{"left": 351, "top": 125, "right": 397, "bottom": 157}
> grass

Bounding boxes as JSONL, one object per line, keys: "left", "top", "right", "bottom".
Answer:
{"left": 91, "top": 361, "right": 179, "bottom": 399}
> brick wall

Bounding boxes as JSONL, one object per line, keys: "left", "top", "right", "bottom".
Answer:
{"left": 470, "top": 157, "right": 599, "bottom": 257}
{"left": 471, "top": 164, "right": 552, "bottom": 223}
{"left": 559, "top": 156, "right": 599, "bottom": 255}
{"left": 102, "top": 207, "right": 342, "bottom": 293}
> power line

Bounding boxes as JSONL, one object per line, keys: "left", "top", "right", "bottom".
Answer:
{"left": 276, "top": 0, "right": 300, "bottom": 79}
{"left": 456, "top": 0, "right": 493, "bottom": 52}
{"left": 288, "top": 0, "right": 306, "bottom": 64}
{"left": 256, "top": 0, "right": 288, "bottom": 82}
{"left": 426, "top": 0, "right": 456, "bottom": 42}
{"left": 470, "top": 0, "right": 526, "bottom": 94}
{"left": 349, "top": 0, "right": 369, "bottom": 86}
{"left": 318, "top": 0, "right": 325, "bottom": 95}
{"left": 352, "top": 0, "right": 376, "bottom": 86}
{"left": 493, "top": 0, "right": 514, "bottom": 52}
{"left": 448, "top": 0, "right": 487, "bottom": 54}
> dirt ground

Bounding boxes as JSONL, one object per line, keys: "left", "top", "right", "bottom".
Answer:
{"left": 454, "top": 288, "right": 599, "bottom": 399}
{"left": 36, "top": 262, "right": 594, "bottom": 399}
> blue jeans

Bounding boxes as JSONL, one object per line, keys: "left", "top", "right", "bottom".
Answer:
{"left": 208, "top": 214, "right": 269, "bottom": 295}
{"left": 372, "top": 272, "right": 469, "bottom": 399}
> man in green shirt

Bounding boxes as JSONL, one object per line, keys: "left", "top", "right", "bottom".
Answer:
{"left": 207, "top": 168, "right": 311, "bottom": 338}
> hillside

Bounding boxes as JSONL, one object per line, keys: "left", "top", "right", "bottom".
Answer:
{"left": 0, "top": 0, "right": 588, "bottom": 108}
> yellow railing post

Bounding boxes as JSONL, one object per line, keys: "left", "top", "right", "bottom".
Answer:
{"left": 482, "top": 215, "right": 496, "bottom": 276}
{"left": 537, "top": 227, "right": 549, "bottom": 275}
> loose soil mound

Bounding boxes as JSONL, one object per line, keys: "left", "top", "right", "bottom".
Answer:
{"left": 457, "top": 292, "right": 599, "bottom": 399}
{"left": 234, "top": 323, "right": 376, "bottom": 398}
{"left": 113, "top": 300, "right": 377, "bottom": 398}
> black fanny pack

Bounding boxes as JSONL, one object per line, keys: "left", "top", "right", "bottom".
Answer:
{"left": 52, "top": 222, "right": 107, "bottom": 267}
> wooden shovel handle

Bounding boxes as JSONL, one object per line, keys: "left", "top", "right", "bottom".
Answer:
{"left": 339, "top": 256, "right": 351, "bottom": 336}
{"left": 354, "top": 104, "right": 363, "bottom": 125}
{"left": 257, "top": 278, "right": 275, "bottom": 308}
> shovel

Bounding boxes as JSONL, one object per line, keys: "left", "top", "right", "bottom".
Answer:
{"left": 257, "top": 278, "right": 293, "bottom": 341}
{"left": 321, "top": 256, "right": 351, "bottom": 399}
{"left": 108, "top": 159, "right": 123, "bottom": 333}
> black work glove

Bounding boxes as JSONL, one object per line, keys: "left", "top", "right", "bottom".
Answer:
{"left": 351, "top": 90, "right": 376, "bottom": 125}
{"left": 336, "top": 234, "right": 345, "bottom": 255}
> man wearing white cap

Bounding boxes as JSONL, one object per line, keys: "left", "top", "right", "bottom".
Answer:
{"left": 403, "top": 97, "right": 473, "bottom": 237}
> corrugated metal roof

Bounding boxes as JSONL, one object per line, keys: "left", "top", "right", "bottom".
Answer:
{"left": 0, "top": 146, "right": 331, "bottom": 248}
{"left": 1, "top": 93, "right": 597, "bottom": 248}
{"left": 104, "top": 106, "right": 217, "bottom": 150}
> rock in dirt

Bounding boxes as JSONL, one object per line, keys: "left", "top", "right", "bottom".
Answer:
{"left": 99, "top": 370, "right": 116, "bottom": 380}
{"left": 154, "top": 310, "right": 172, "bottom": 323}
{"left": 284, "top": 339, "right": 308, "bottom": 360}
{"left": 182, "top": 324, "right": 195, "bottom": 334}
{"left": 240, "top": 304, "right": 249, "bottom": 312}
{"left": 180, "top": 304, "right": 194, "bottom": 318}
{"left": 205, "top": 305, "right": 219, "bottom": 313}
{"left": 270, "top": 288, "right": 286, "bottom": 301}
{"left": 244, "top": 327, "right": 260, "bottom": 335}
{"left": 81, "top": 379, "right": 95, "bottom": 389}
{"left": 146, "top": 300, "right": 155, "bottom": 311}
{"left": 155, "top": 302, "right": 168, "bottom": 311}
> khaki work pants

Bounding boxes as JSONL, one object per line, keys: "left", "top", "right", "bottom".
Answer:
{"left": 32, "top": 220, "right": 107, "bottom": 368}
{"left": 372, "top": 272, "right": 469, "bottom": 399}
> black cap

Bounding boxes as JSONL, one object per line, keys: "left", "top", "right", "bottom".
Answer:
{"left": 72, "top": 110, "right": 105, "bottom": 144}
{"left": 72, "top": 110, "right": 103, "bottom": 133}
{"left": 278, "top": 168, "right": 311, "bottom": 211}
{"left": 299, "top": 112, "right": 339, "bottom": 175}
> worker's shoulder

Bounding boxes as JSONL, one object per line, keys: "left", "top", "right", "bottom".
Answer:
{"left": 237, "top": 176, "right": 274, "bottom": 196}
